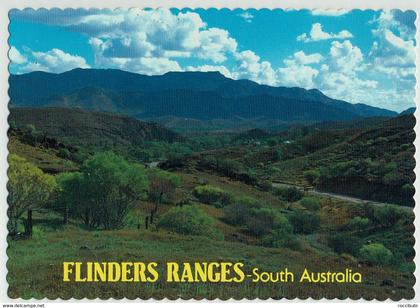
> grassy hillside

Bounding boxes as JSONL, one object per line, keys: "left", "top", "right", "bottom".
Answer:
{"left": 7, "top": 170, "right": 415, "bottom": 299}
{"left": 268, "top": 115, "right": 415, "bottom": 206}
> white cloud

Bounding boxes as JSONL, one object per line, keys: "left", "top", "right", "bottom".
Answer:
{"left": 13, "top": 8, "right": 241, "bottom": 76}
{"left": 297, "top": 23, "right": 353, "bottom": 42}
{"left": 238, "top": 12, "right": 254, "bottom": 23}
{"left": 15, "top": 48, "right": 89, "bottom": 74}
{"left": 364, "top": 10, "right": 416, "bottom": 110}
{"left": 232, "top": 50, "right": 277, "bottom": 86}
{"left": 284, "top": 51, "right": 323, "bottom": 66}
{"left": 328, "top": 40, "right": 364, "bottom": 73}
{"left": 314, "top": 40, "right": 376, "bottom": 101}
{"left": 186, "top": 65, "right": 232, "bottom": 78}
{"left": 277, "top": 51, "right": 322, "bottom": 89}
{"left": 311, "top": 9, "right": 350, "bottom": 16}
{"left": 9, "top": 46, "right": 27, "bottom": 65}
{"left": 197, "top": 28, "right": 238, "bottom": 63}
{"left": 13, "top": 9, "right": 238, "bottom": 68}
{"left": 277, "top": 65, "right": 319, "bottom": 89}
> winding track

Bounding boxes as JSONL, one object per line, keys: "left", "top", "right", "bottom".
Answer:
{"left": 271, "top": 182, "right": 414, "bottom": 212}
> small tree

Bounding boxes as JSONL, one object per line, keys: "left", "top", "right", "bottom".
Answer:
{"left": 8, "top": 155, "right": 56, "bottom": 236}
{"left": 147, "top": 170, "right": 180, "bottom": 205}
{"left": 81, "top": 152, "right": 148, "bottom": 229}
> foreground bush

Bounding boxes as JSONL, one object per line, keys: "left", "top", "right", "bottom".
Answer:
{"left": 359, "top": 243, "right": 393, "bottom": 265}
{"left": 193, "top": 185, "right": 232, "bottom": 208}
{"left": 273, "top": 187, "right": 303, "bottom": 202}
{"left": 158, "top": 205, "right": 223, "bottom": 240}
{"left": 288, "top": 210, "right": 320, "bottom": 234}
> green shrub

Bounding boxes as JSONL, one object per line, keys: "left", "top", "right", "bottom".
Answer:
{"left": 299, "top": 197, "right": 321, "bottom": 211}
{"left": 193, "top": 185, "right": 232, "bottom": 208}
{"left": 261, "top": 217, "right": 300, "bottom": 250}
{"left": 246, "top": 208, "right": 290, "bottom": 236}
{"left": 359, "top": 243, "right": 393, "bottom": 265}
{"left": 263, "top": 233, "right": 302, "bottom": 251}
{"left": 371, "top": 205, "right": 405, "bottom": 227}
{"left": 58, "top": 148, "right": 71, "bottom": 159}
{"left": 288, "top": 210, "right": 320, "bottom": 234}
{"left": 158, "top": 205, "right": 223, "bottom": 240}
{"left": 224, "top": 203, "right": 250, "bottom": 226}
{"left": 224, "top": 196, "right": 261, "bottom": 226}
{"left": 273, "top": 187, "right": 303, "bottom": 202}
{"left": 343, "top": 216, "right": 371, "bottom": 231}
{"left": 327, "top": 234, "right": 363, "bottom": 256}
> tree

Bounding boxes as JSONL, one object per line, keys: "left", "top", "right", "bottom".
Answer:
{"left": 8, "top": 155, "right": 56, "bottom": 236}
{"left": 59, "top": 152, "right": 148, "bottom": 229}
{"left": 56, "top": 172, "right": 85, "bottom": 225}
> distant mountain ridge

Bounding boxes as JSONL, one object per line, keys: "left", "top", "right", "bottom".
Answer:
{"left": 9, "top": 68, "right": 397, "bottom": 125}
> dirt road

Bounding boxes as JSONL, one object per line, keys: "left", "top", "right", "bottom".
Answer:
{"left": 272, "top": 182, "right": 414, "bottom": 212}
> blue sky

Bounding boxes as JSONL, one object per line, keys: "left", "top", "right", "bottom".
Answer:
{"left": 8, "top": 9, "right": 416, "bottom": 112}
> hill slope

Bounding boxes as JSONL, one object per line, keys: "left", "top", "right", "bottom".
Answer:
{"left": 9, "top": 69, "right": 397, "bottom": 124}
{"left": 9, "top": 107, "right": 184, "bottom": 147}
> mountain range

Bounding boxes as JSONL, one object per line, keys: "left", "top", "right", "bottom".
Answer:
{"left": 9, "top": 68, "right": 398, "bottom": 126}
